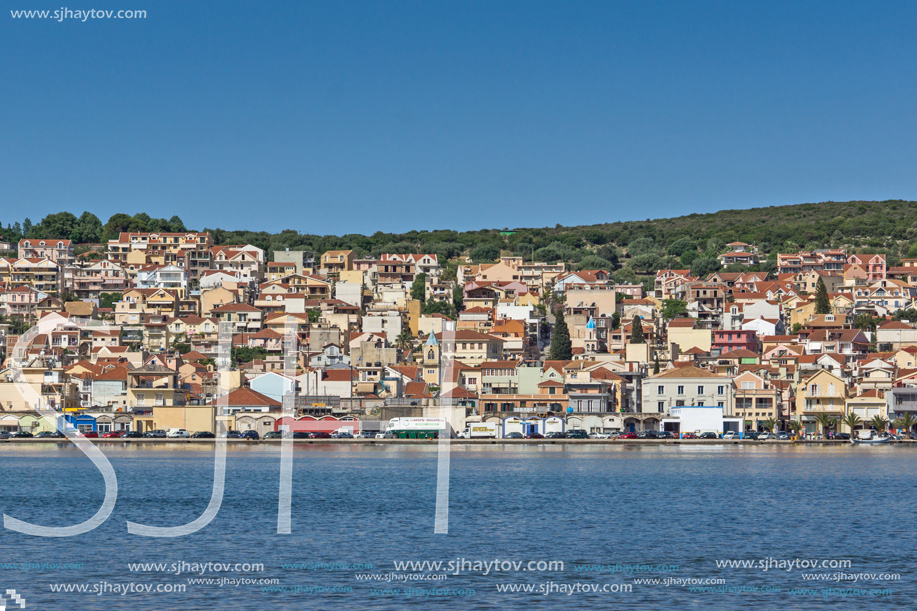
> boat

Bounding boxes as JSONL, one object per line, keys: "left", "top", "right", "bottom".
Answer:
{"left": 853, "top": 432, "right": 890, "bottom": 444}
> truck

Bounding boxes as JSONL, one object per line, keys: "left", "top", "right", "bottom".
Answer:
{"left": 458, "top": 422, "right": 498, "bottom": 439}
{"left": 385, "top": 417, "right": 448, "bottom": 439}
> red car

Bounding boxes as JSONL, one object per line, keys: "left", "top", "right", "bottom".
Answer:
{"left": 682, "top": 432, "right": 697, "bottom": 439}
{"left": 82, "top": 431, "right": 99, "bottom": 438}
{"left": 618, "top": 432, "right": 638, "bottom": 439}
{"left": 311, "top": 432, "right": 332, "bottom": 439}
{"left": 101, "top": 431, "right": 123, "bottom": 438}
{"left": 525, "top": 433, "right": 544, "bottom": 439}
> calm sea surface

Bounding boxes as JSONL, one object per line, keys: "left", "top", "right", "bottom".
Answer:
{"left": 0, "top": 443, "right": 914, "bottom": 610}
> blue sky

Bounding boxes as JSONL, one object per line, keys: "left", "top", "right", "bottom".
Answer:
{"left": 3, "top": 1, "right": 917, "bottom": 234}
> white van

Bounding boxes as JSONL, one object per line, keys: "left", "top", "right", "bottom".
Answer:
{"left": 167, "top": 428, "right": 190, "bottom": 438}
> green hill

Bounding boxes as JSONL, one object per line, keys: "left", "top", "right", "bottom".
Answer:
{"left": 10, "top": 200, "right": 917, "bottom": 285}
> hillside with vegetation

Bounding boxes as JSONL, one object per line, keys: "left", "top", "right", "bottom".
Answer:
{"left": 5, "top": 200, "right": 917, "bottom": 289}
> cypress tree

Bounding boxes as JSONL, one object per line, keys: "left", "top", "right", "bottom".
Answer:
{"left": 814, "top": 278, "right": 831, "bottom": 314}
{"left": 631, "top": 315, "right": 645, "bottom": 344}
{"left": 549, "top": 309, "right": 572, "bottom": 360}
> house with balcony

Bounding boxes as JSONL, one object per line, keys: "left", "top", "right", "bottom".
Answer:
{"left": 212, "top": 244, "right": 265, "bottom": 285}
{"left": 712, "top": 329, "right": 757, "bottom": 355}
{"left": 3, "top": 286, "right": 48, "bottom": 318}
{"left": 847, "top": 253, "right": 887, "bottom": 282}
{"left": 733, "top": 370, "right": 782, "bottom": 431}
{"left": 852, "top": 279, "right": 913, "bottom": 314}
{"left": 319, "top": 250, "right": 354, "bottom": 277}
{"left": 794, "top": 369, "right": 846, "bottom": 433}
{"left": 136, "top": 264, "right": 189, "bottom": 297}
{"left": 644, "top": 365, "right": 734, "bottom": 415}
{"left": 128, "top": 364, "right": 185, "bottom": 408}
{"left": 64, "top": 259, "right": 128, "bottom": 299}
{"left": 107, "top": 232, "right": 213, "bottom": 284}
{"left": 1, "top": 258, "right": 60, "bottom": 294}
{"left": 210, "top": 303, "right": 263, "bottom": 334}
{"left": 18, "top": 239, "right": 74, "bottom": 266}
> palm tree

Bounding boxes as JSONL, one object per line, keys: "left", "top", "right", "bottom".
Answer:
{"left": 394, "top": 330, "right": 413, "bottom": 353}
{"left": 870, "top": 415, "right": 890, "bottom": 435}
{"left": 814, "top": 413, "right": 836, "bottom": 438}
{"left": 786, "top": 420, "right": 803, "bottom": 440}
{"left": 842, "top": 412, "right": 862, "bottom": 438}
{"left": 894, "top": 412, "right": 917, "bottom": 439}
{"left": 762, "top": 417, "right": 778, "bottom": 434}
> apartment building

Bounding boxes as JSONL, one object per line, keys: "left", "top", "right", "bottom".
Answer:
{"left": 18, "top": 239, "right": 74, "bottom": 266}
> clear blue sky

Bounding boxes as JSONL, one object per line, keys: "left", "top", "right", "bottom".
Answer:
{"left": 3, "top": 1, "right": 917, "bottom": 235}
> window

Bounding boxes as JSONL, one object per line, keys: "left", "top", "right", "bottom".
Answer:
{"left": 677, "top": 385, "right": 684, "bottom": 395}
{"left": 697, "top": 386, "right": 704, "bottom": 395}
{"left": 717, "top": 401, "right": 724, "bottom": 408}
{"left": 658, "top": 401, "right": 665, "bottom": 411}
{"left": 718, "top": 385, "right": 725, "bottom": 395}
{"left": 657, "top": 385, "right": 664, "bottom": 395}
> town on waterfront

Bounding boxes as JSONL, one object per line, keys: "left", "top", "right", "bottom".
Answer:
{"left": 1, "top": 222, "right": 916, "bottom": 444}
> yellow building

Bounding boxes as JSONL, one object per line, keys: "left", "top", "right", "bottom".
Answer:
{"left": 794, "top": 369, "right": 847, "bottom": 434}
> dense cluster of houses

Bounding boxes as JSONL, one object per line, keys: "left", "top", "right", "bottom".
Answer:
{"left": 0, "top": 234, "right": 916, "bottom": 438}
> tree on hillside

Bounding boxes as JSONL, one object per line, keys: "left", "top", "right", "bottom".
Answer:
{"left": 411, "top": 272, "right": 426, "bottom": 302}
{"left": 631, "top": 316, "right": 645, "bottom": 344}
{"left": 76, "top": 211, "right": 104, "bottom": 243}
{"left": 452, "top": 285, "right": 464, "bottom": 313}
{"left": 662, "top": 299, "right": 687, "bottom": 320}
{"left": 814, "top": 278, "right": 831, "bottom": 314}
{"left": 470, "top": 244, "right": 500, "bottom": 263}
{"left": 690, "top": 256, "right": 721, "bottom": 278}
{"left": 549, "top": 310, "right": 572, "bottom": 360}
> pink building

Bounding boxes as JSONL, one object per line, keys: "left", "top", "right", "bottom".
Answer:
{"left": 712, "top": 329, "right": 758, "bottom": 355}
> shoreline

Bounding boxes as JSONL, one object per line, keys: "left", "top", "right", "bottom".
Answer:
{"left": 1, "top": 438, "right": 914, "bottom": 446}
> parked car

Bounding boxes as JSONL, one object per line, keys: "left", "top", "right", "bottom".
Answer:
{"left": 102, "top": 431, "right": 123, "bottom": 438}
{"left": 144, "top": 429, "right": 167, "bottom": 438}
{"left": 82, "top": 431, "right": 99, "bottom": 438}
{"left": 11, "top": 431, "right": 34, "bottom": 438}
{"left": 776, "top": 431, "right": 791, "bottom": 440}
{"left": 240, "top": 430, "right": 260, "bottom": 440}
{"left": 566, "top": 430, "right": 589, "bottom": 439}
{"left": 723, "top": 431, "right": 739, "bottom": 440}
{"left": 191, "top": 431, "right": 215, "bottom": 438}
{"left": 681, "top": 432, "right": 697, "bottom": 439}
{"left": 525, "top": 433, "right": 544, "bottom": 439}
{"left": 699, "top": 432, "right": 719, "bottom": 439}
{"left": 637, "top": 430, "right": 658, "bottom": 439}
{"left": 545, "top": 431, "right": 566, "bottom": 439}
{"left": 591, "top": 432, "right": 611, "bottom": 439}
{"left": 505, "top": 432, "right": 524, "bottom": 439}
{"left": 618, "top": 432, "right": 638, "bottom": 439}
{"left": 658, "top": 431, "right": 675, "bottom": 439}
{"left": 0, "top": 431, "right": 10, "bottom": 439}
{"left": 263, "top": 431, "right": 283, "bottom": 439}
{"left": 758, "top": 432, "right": 773, "bottom": 441}
{"left": 121, "top": 431, "right": 142, "bottom": 438}
{"left": 221, "top": 431, "right": 243, "bottom": 439}
{"left": 833, "top": 432, "right": 850, "bottom": 440}
{"left": 743, "top": 431, "right": 759, "bottom": 440}
{"left": 292, "top": 431, "right": 312, "bottom": 439}
{"left": 358, "top": 432, "right": 377, "bottom": 438}
{"left": 332, "top": 432, "right": 353, "bottom": 439}
{"left": 35, "top": 431, "right": 64, "bottom": 438}
{"left": 311, "top": 432, "right": 332, "bottom": 439}
{"left": 167, "top": 429, "right": 190, "bottom": 438}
